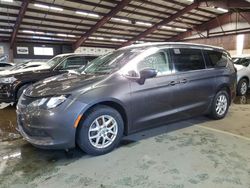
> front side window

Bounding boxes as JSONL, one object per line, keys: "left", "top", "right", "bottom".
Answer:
{"left": 137, "top": 52, "right": 171, "bottom": 76}
{"left": 204, "top": 50, "right": 228, "bottom": 68}
{"left": 170, "top": 48, "right": 205, "bottom": 72}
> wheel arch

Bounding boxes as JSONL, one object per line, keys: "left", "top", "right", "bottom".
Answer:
{"left": 216, "top": 84, "right": 231, "bottom": 105}
{"left": 239, "top": 76, "right": 249, "bottom": 85}
{"left": 77, "top": 99, "right": 130, "bottom": 136}
{"left": 14, "top": 82, "right": 33, "bottom": 101}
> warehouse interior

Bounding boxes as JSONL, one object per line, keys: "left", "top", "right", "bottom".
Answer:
{"left": 0, "top": 0, "right": 250, "bottom": 187}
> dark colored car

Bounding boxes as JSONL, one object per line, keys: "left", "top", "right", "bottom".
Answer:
{"left": 0, "top": 62, "right": 14, "bottom": 71}
{"left": 17, "top": 43, "right": 236, "bottom": 155}
{"left": 0, "top": 53, "right": 98, "bottom": 103}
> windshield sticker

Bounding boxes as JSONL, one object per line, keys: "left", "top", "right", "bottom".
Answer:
{"left": 174, "top": 49, "right": 181, "bottom": 54}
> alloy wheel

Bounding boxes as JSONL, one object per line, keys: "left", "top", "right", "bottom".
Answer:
{"left": 88, "top": 115, "right": 118, "bottom": 149}
{"left": 240, "top": 81, "right": 248, "bottom": 95}
{"left": 215, "top": 94, "right": 228, "bottom": 116}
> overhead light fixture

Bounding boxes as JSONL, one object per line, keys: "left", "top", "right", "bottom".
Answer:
{"left": 135, "top": 41, "right": 145, "bottom": 44}
{"left": 35, "top": 31, "right": 45, "bottom": 35}
{"left": 161, "top": 26, "right": 187, "bottom": 32}
{"left": 0, "top": 28, "right": 12, "bottom": 32}
{"left": 50, "top": 6, "right": 63, "bottom": 11}
{"left": 22, "top": 30, "right": 35, "bottom": 33}
{"left": 22, "top": 30, "right": 46, "bottom": 34}
{"left": 111, "top": 38, "right": 127, "bottom": 42}
{"left": 75, "top": 11, "right": 99, "bottom": 18}
{"left": 0, "top": 0, "right": 14, "bottom": 2}
{"left": 57, "top": 33, "right": 76, "bottom": 38}
{"left": 34, "top": 4, "right": 50, "bottom": 9}
{"left": 57, "top": 33, "right": 67, "bottom": 37}
{"left": 89, "top": 37, "right": 104, "bottom": 40}
{"left": 216, "top": 7, "right": 228, "bottom": 13}
{"left": 175, "top": 28, "right": 187, "bottom": 32}
{"left": 111, "top": 18, "right": 130, "bottom": 23}
{"left": 68, "top": 34, "right": 76, "bottom": 38}
{"left": 135, "top": 21, "right": 152, "bottom": 26}
{"left": 34, "top": 4, "right": 63, "bottom": 11}
{"left": 161, "top": 26, "right": 173, "bottom": 30}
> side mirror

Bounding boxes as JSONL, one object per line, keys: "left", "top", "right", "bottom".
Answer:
{"left": 138, "top": 68, "right": 157, "bottom": 84}
{"left": 123, "top": 68, "right": 157, "bottom": 85}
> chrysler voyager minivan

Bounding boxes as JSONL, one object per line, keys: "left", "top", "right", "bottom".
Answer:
{"left": 17, "top": 43, "right": 236, "bottom": 155}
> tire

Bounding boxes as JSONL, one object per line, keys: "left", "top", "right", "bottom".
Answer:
{"left": 77, "top": 105, "right": 124, "bottom": 156}
{"left": 209, "top": 90, "right": 229, "bottom": 120}
{"left": 237, "top": 78, "right": 248, "bottom": 96}
{"left": 17, "top": 84, "right": 30, "bottom": 100}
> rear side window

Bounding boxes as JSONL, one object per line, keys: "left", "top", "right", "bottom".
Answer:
{"left": 203, "top": 50, "right": 228, "bottom": 68}
{"left": 170, "top": 48, "right": 205, "bottom": 72}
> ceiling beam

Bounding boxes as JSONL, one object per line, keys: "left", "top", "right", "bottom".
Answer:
{"left": 72, "top": 0, "right": 131, "bottom": 50}
{"left": 1, "top": 3, "right": 193, "bottom": 32}
{"left": 239, "top": 12, "right": 250, "bottom": 25}
{"left": 9, "top": 0, "right": 30, "bottom": 49}
{"left": 121, "top": 2, "right": 199, "bottom": 47}
{"left": 166, "top": 12, "right": 234, "bottom": 42}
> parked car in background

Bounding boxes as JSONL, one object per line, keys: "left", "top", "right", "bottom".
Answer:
{"left": 0, "top": 53, "right": 98, "bottom": 104}
{"left": 0, "top": 61, "right": 49, "bottom": 76}
{"left": 17, "top": 42, "right": 236, "bottom": 155}
{"left": 0, "top": 63, "right": 14, "bottom": 71}
{"left": 232, "top": 56, "right": 250, "bottom": 95}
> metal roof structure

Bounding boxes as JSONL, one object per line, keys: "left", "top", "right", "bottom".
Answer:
{"left": 0, "top": 0, "right": 249, "bottom": 49}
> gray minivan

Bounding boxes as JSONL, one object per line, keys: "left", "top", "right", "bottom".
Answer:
{"left": 17, "top": 43, "right": 237, "bottom": 155}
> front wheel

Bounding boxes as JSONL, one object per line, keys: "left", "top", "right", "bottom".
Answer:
{"left": 77, "top": 105, "right": 124, "bottom": 155}
{"left": 209, "top": 90, "right": 229, "bottom": 120}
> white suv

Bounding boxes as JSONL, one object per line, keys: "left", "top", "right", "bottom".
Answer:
{"left": 233, "top": 56, "right": 250, "bottom": 95}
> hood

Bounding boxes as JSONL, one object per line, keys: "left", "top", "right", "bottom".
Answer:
{"left": 0, "top": 62, "right": 50, "bottom": 76}
{"left": 234, "top": 64, "right": 246, "bottom": 71}
{"left": 25, "top": 72, "right": 107, "bottom": 97}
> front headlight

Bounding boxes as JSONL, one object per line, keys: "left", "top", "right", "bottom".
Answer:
{"left": 0, "top": 77, "right": 17, "bottom": 84}
{"left": 28, "top": 95, "right": 68, "bottom": 109}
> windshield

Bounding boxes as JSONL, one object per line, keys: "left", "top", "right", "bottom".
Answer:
{"left": 10, "top": 62, "right": 28, "bottom": 70}
{"left": 81, "top": 49, "right": 138, "bottom": 75}
{"left": 233, "top": 58, "right": 250, "bottom": 67}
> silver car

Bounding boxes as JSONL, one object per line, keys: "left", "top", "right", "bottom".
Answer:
{"left": 233, "top": 56, "right": 250, "bottom": 95}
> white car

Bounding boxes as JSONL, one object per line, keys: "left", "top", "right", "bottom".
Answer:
{"left": 233, "top": 56, "right": 250, "bottom": 95}
{"left": 0, "top": 61, "right": 49, "bottom": 76}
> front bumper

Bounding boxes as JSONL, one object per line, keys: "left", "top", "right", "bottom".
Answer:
{"left": 16, "top": 95, "right": 88, "bottom": 149}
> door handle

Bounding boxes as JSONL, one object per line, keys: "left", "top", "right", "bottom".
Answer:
{"left": 169, "top": 81, "right": 179, "bottom": 86}
{"left": 180, "top": 79, "right": 187, "bottom": 84}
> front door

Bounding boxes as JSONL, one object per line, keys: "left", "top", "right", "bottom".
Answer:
{"left": 129, "top": 49, "right": 180, "bottom": 132}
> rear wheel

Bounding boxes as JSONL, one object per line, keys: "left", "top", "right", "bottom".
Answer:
{"left": 209, "top": 90, "right": 229, "bottom": 120}
{"left": 77, "top": 105, "right": 124, "bottom": 155}
{"left": 237, "top": 78, "right": 248, "bottom": 96}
